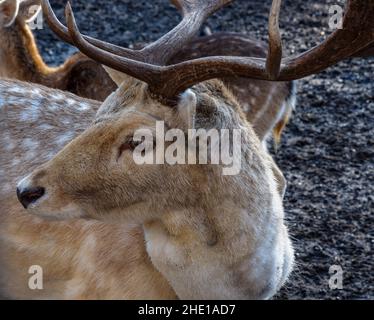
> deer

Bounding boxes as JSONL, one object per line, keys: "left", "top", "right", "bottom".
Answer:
{"left": 0, "top": 0, "right": 295, "bottom": 146}
{"left": 0, "top": 0, "right": 117, "bottom": 101}
{"left": 1, "top": 1, "right": 374, "bottom": 298}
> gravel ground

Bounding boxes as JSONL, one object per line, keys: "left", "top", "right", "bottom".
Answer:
{"left": 34, "top": 0, "right": 373, "bottom": 299}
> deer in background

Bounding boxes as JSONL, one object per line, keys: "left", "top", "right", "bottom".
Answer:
{"left": 0, "top": 0, "right": 372, "bottom": 299}
{"left": 0, "top": 0, "right": 295, "bottom": 145}
{"left": 0, "top": 0, "right": 117, "bottom": 100}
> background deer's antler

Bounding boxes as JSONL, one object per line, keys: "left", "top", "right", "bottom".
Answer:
{"left": 42, "top": 0, "right": 374, "bottom": 103}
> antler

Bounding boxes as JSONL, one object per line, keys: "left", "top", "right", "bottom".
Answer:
{"left": 156, "top": 0, "right": 374, "bottom": 95}
{"left": 42, "top": 0, "right": 232, "bottom": 65}
{"left": 43, "top": 0, "right": 374, "bottom": 103}
{"left": 266, "top": 0, "right": 282, "bottom": 79}
{"left": 352, "top": 42, "right": 374, "bottom": 57}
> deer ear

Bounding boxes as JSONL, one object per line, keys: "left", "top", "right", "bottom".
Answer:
{"left": 176, "top": 89, "right": 197, "bottom": 129}
{"left": 0, "top": 0, "right": 20, "bottom": 27}
{"left": 102, "top": 66, "right": 129, "bottom": 87}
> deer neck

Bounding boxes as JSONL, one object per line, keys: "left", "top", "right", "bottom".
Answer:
{"left": 1, "top": 20, "right": 43, "bottom": 78}
{"left": 0, "top": 20, "right": 67, "bottom": 86}
{"left": 142, "top": 194, "right": 284, "bottom": 299}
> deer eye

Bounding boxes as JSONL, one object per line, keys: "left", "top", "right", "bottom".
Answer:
{"left": 118, "top": 138, "right": 141, "bottom": 157}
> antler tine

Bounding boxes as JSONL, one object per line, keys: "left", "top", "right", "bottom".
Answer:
{"left": 138, "top": 0, "right": 233, "bottom": 64}
{"left": 64, "top": 2, "right": 162, "bottom": 87}
{"left": 266, "top": 0, "right": 282, "bottom": 79}
{"left": 41, "top": 0, "right": 143, "bottom": 60}
{"left": 42, "top": 0, "right": 231, "bottom": 66}
{"left": 171, "top": 0, "right": 233, "bottom": 17}
{"left": 279, "top": 0, "right": 374, "bottom": 79}
{"left": 352, "top": 42, "right": 374, "bottom": 57}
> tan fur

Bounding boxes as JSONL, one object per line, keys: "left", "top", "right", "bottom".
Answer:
{"left": 0, "top": 79, "right": 176, "bottom": 299}
{"left": 14, "top": 76, "right": 294, "bottom": 299}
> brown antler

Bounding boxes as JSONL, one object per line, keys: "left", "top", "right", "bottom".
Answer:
{"left": 352, "top": 42, "right": 374, "bottom": 57}
{"left": 42, "top": 0, "right": 232, "bottom": 65}
{"left": 44, "top": 0, "right": 374, "bottom": 102}
{"left": 279, "top": 0, "right": 374, "bottom": 79}
{"left": 266, "top": 0, "right": 282, "bottom": 79}
{"left": 41, "top": 0, "right": 147, "bottom": 60}
{"left": 157, "top": 0, "right": 374, "bottom": 96}
{"left": 141, "top": 0, "right": 233, "bottom": 64}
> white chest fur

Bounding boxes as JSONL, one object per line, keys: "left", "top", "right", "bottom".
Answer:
{"left": 143, "top": 220, "right": 255, "bottom": 300}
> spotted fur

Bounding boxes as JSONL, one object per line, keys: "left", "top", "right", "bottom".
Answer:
{"left": 0, "top": 79, "right": 176, "bottom": 299}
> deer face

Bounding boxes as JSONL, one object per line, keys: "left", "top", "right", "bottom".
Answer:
{"left": 17, "top": 79, "right": 182, "bottom": 220}
{"left": 16, "top": 79, "right": 249, "bottom": 221}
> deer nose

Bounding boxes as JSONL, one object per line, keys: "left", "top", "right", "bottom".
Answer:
{"left": 16, "top": 187, "right": 45, "bottom": 209}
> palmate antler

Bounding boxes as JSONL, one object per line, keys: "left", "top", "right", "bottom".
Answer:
{"left": 42, "top": 0, "right": 374, "bottom": 103}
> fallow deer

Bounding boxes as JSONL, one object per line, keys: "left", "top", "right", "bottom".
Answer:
{"left": 1, "top": 0, "right": 295, "bottom": 145}
{"left": 2, "top": 0, "right": 374, "bottom": 297}
{"left": 0, "top": 0, "right": 117, "bottom": 101}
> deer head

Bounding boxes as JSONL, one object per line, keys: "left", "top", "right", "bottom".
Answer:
{"left": 16, "top": 0, "right": 373, "bottom": 299}
{"left": 0, "top": 0, "right": 41, "bottom": 32}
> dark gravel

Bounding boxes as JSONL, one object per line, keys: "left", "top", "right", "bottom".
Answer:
{"left": 34, "top": 0, "right": 373, "bottom": 299}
